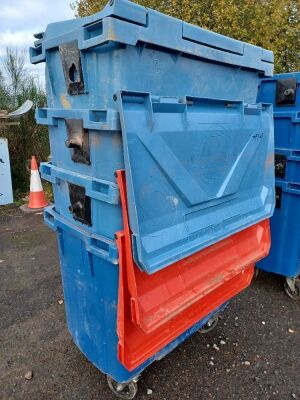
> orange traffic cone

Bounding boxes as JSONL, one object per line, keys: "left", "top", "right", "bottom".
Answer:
{"left": 20, "top": 156, "right": 48, "bottom": 212}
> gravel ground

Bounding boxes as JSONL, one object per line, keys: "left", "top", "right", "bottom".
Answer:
{"left": 0, "top": 207, "right": 299, "bottom": 400}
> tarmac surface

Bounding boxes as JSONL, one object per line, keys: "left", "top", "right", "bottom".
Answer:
{"left": 0, "top": 206, "right": 299, "bottom": 400}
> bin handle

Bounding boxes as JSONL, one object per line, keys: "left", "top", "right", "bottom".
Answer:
{"left": 86, "top": 241, "right": 118, "bottom": 264}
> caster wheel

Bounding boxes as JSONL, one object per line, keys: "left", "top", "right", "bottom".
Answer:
{"left": 199, "top": 314, "right": 219, "bottom": 334}
{"left": 107, "top": 376, "right": 138, "bottom": 399}
{"left": 284, "top": 277, "right": 300, "bottom": 301}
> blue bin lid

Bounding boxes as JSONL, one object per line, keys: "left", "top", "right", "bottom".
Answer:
{"left": 30, "top": 0, "right": 273, "bottom": 76}
{"left": 118, "top": 91, "right": 275, "bottom": 274}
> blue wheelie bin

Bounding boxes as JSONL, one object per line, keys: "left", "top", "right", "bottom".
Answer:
{"left": 31, "top": 0, "right": 275, "bottom": 397}
{"left": 257, "top": 72, "right": 300, "bottom": 300}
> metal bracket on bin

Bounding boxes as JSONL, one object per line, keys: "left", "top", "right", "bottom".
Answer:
{"left": 59, "top": 40, "right": 85, "bottom": 95}
{"left": 276, "top": 78, "right": 297, "bottom": 106}
{"left": 65, "top": 118, "right": 91, "bottom": 165}
{"left": 68, "top": 183, "right": 92, "bottom": 226}
{"left": 275, "top": 154, "right": 287, "bottom": 178}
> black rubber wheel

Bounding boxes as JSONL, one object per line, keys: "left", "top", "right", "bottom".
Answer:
{"left": 199, "top": 314, "right": 219, "bottom": 334}
{"left": 284, "top": 277, "right": 300, "bottom": 301}
{"left": 107, "top": 376, "right": 138, "bottom": 399}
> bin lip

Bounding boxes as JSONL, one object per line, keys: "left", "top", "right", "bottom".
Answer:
{"left": 30, "top": 0, "right": 273, "bottom": 75}
{"left": 260, "top": 72, "right": 300, "bottom": 83}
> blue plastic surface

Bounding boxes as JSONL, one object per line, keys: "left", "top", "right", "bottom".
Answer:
{"left": 40, "top": 93, "right": 275, "bottom": 272}
{"left": 275, "top": 148, "right": 300, "bottom": 183}
{"left": 272, "top": 113, "right": 300, "bottom": 150}
{"left": 40, "top": 163, "right": 122, "bottom": 239}
{"left": 44, "top": 205, "right": 225, "bottom": 382}
{"left": 37, "top": 107, "right": 122, "bottom": 181}
{"left": 31, "top": 0, "right": 273, "bottom": 109}
{"left": 258, "top": 73, "right": 300, "bottom": 149}
{"left": 258, "top": 182, "right": 300, "bottom": 278}
{"left": 258, "top": 72, "right": 300, "bottom": 112}
{"left": 0, "top": 138, "right": 14, "bottom": 205}
{"left": 118, "top": 92, "right": 275, "bottom": 273}
{"left": 31, "top": 0, "right": 276, "bottom": 386}
{"left": 257, "top": 72, "right": 300, "bottom": 278}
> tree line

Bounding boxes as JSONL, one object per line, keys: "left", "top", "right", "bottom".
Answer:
{"left": 71, "top": 0, "right": 300, "bottom": 73}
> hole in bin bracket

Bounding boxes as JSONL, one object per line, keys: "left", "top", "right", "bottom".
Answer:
{"left": 59, "top": 40, "right": 85, "bottom": 96}
{"left": 68, "top": 183, "right": 92, "bottom": 226}
{"left": 276, "top": 78, "right": 297, "bottom": 107}
{"left": 69, "top": 63, "right": 79, "bottom": 83}
{"left": 275, "top": 154, "right": 287, "bottom": 178}
{"left": 275, "top": 187, "right": 282, "bottom": 209}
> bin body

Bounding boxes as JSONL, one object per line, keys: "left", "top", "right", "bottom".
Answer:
{"left": 44, "top": 204, "right": 270, "bottom": 381}
{"left": 271, "top": 113, "right": 300, "bottom": 150}
{"left": 257, "top": 72, "right": 300, "bottom": 278}
{"left": 33, "top": 0, "right": 275, "bottom": 384}
{"left": 258, "top": 183, "right": 300, "bottom": 278}
{"left": 44, "top": 207, "right": 226, "bottom": 383}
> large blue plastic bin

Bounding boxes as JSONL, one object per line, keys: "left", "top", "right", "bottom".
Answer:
{"left": 31, "top": 0, "right": 273, "bottom": 110}
{"left": 258, "top": 72, "right": 300, "bottom": 112}
{"left": 40, "top": 94, "right": 275, "bottom": 272}
{"left": 44, "top": 205, "right": 224, "bottom": 383}
{"left": 258, "top": 181, "right": 300, "bottom": 278}
{"left": 257, "top": 72, "right": 300, "bottom": 282}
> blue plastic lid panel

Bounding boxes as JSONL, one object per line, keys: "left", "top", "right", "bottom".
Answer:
{"left": 30, "top": 0, "right": 273, "bottom": 75}
{"left": 117, "top": 91, "right": 275, "bottom": 274}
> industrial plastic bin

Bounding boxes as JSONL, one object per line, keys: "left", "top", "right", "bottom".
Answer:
{"left": 257, "top": 72, "right": 300, "bottom": 300}
{"left": 32, "top": 1, "right": 275, "bottom": 396}
{"left": 258, "top": 72, "right": 300, "bottom": 111}
{"left": 30, "top": 0, "right": 273, "bottom": 111}
{"left": 40, "top": 93, "right": 275, "bottom": 270}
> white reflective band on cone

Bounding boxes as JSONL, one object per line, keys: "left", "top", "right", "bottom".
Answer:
{"left": 30, "top": 170, "right": 44, "bottom": 192}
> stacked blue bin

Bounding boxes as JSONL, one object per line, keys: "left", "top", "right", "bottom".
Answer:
{"left": 257, "top": 72, "right": 300, "bottom": 300}
{"left": 31, "top": 0, "right": 275, "bottom": 397}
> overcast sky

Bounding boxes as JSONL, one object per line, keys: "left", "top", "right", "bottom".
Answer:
{"left": 0, "top": 0, "right": 74, "bottom": 82}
